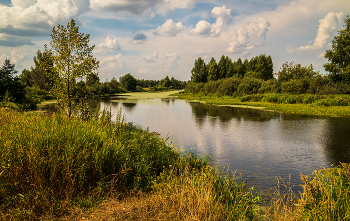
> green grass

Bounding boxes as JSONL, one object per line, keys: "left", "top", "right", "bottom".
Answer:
{"left": 175, "top": 93, "right": 350, "bottom": 117}
{"left": 0, "top": 108, "right": 256, "bottom": 220}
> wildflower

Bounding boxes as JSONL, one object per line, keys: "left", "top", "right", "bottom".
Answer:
{"left": 163, "top": 166, "right": 166, "bottom": 168}
{"left": 169, "top": 165, "right": 172, "bottom": 167}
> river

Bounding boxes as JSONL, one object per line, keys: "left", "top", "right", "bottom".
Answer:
{"left": 99, "top": 95, "right": 350, "bottom": 194}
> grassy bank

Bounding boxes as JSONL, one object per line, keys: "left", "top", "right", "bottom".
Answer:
{"left": 175, "top": 93, "right": 350, "bottom": 117}
{"left": 0, "top": 108, "right": 257, "bottom": 220}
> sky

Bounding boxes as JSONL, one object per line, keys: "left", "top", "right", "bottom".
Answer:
{"left": 0, "top": 0, "right": 349, "bottom": 81}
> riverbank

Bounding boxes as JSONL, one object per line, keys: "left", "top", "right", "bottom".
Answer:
{"left": 1, "top": 108, "right": 350, "bottom": 220}
{"left": 0, "top": 108, "right": 256, "bottom": 220}
{"left": 175, "top": 92, "right": 350, "bottom": 117}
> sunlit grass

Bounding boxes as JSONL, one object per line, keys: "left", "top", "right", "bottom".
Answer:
{"left": 175, "top": 93, "right": 350, "bottom": 117}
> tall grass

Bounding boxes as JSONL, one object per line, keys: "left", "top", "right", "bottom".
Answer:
{"left": 262, "top": 163, "right": 350, "bottom": 220}
{"left": 0, "top": 108, "right": 258, "bottom": 220}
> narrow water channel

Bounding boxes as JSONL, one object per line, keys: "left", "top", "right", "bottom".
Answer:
{"left": 100, "top": 96, "right": 350, "bottom": 194}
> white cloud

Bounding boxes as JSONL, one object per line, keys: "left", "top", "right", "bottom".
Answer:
{"left": 190, "top": 5, "right": 231, "bottom": 37}
{"left": 11, "top": 49, "right": 26, "bottom": 63}
{"left": 297, "top": 12, "right": 344, "bottom": 51}
{"left": 0, "top": 0, "right": 88, "bottom": 45}
{"left": 138, "top": 68, "right": 149, "bottom": 74}
{"left": 226, "top": 18, "right": 270, "bottom": 55}
{"left": 100, "top": 53, "right": 126, "bottom": 76}
{"left": 154, "top": 19, "right": 185, "bottom": 37}
{"left": 11, "top": 0, "right": 38, "bottom": 8}
{"left": 142, "top": 51, "right": 158, "bottom": 62}
{"left": 95, "top": 36, "right": 121, "bottom": 53}
{"left": 165, "top": 52, "right": 180, "bottom": 70}
{"left": 156, "top": 0, "right": 195, "bottom": 16}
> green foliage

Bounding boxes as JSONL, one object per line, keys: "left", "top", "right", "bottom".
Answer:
{"left": 280, "top": 79, "right": 310, "bottom": 94}
{"left": 277, "top": 62, "right": 317, "bottom": 83}
{"left": 119, "top": 73, "right": 137, "bottom": 92}
{"left": 258, "top": 79, "right": 279, "bottom": 93}
{"left": 207, "top": 57, "right": 219, "bottom": 82}
{"left": 191, "top": 57, "right": 207, "bottom": 83}
{"left": 216, "top": 77, "right": 241, "bottom": 96}
{"left": 237, "top": 77, "right": 263, "bottom": 95}
{"left": 48, "top": 19, "right": 99, "bottom": 117}
{"left": 324, "top": 14, "right": 350, "bottom": 82}
{"left": 0, "top": 59, "right": 25, "bottom": 102}
{"left": 246, "top": 54, "right": 274, "bottom": 80}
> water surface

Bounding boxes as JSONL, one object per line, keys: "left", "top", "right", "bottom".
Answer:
{"left": 100, "top": 96, "right": 350, "bottom": 193}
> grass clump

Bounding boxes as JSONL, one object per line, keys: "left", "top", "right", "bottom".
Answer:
{"left": 262, "top": 163, "right": 350, "bottom": 220}
{"left": 0, "top": 108, "right": 258, "bottom": 220}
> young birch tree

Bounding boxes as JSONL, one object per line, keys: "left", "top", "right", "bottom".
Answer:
{"left": 48, "top": 19, "right": 99, "bottom": 117}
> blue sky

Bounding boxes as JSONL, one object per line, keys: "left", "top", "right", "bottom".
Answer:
{"left": 0, "top": 0, "right": 349, "bottom": 81}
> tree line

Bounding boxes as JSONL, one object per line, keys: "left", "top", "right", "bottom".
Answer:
{"left": 187, "top": 15, "right": 350, "bottom": 96}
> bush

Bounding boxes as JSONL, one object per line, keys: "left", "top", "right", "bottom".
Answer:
{"left": 258, "top": 79, "right": 279, "bottom": 94}
{"left": 216, "top": 77, "right": 241, "bottom": 96}
{"left": 237, "top": 77, "right": 263, "bottom": 95}
{"left": 280, "top": 79, "right": 309, "bottom": 94}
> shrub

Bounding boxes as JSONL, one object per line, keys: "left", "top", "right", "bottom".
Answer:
{"left": 258, "top": 79, "right": 279, "bottom": 94}
{"left": 237, "top": 77, "right": 263, "bottom": 95}
{"left": 280, "top": 79, "right": 309, "bottom": 94}
{"left": 216, "top": 77, "right": 241, "bottom": 96}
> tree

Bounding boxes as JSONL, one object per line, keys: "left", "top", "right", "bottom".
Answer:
{"left": 0, "top": 59, "right": 25, "bottom": 102}
{"left": 324, "top": 14, "right": 350, "bottom": 82}
{"left": 120, "top": 73, "right": 137, "bottom": 91}
{"left": 30, "top": 49, "right": 57, "bottom": 90}
{"left": 191, "top": 57, "right": 207, "bottom": 83}
{"left": 207, "top": 57, "right": 219, "bottom": 82}
{"left": 277, "top": 62, "right": 317, "bottom": 82}
{"left": 162, "top": 76, "right": 171, "bottom": 87}
{"left": 217, "top": 55, "right": 227, "bottom": 80}
{"left": 47, "top": 19, "right": 99, "bottom": 117}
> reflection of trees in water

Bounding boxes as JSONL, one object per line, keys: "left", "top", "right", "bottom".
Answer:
{"left": 322, "top": 118, "right": 350, "bottom": 165}
{"left": 161, "top": 97, "right": 176, "bottom": 105}
{"left": 189, "top": 102, "right": 280, "bottom": 128}
{"left": 122, "top": 102, "right": 137, "bottom": 113}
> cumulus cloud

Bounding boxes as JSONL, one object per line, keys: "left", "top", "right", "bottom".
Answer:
{"left": 95, "top": 36, "right": 121, "bottom": 53}
{"left": 156, "top": 0, "right": 195, "bottom": 16}
{"left": 142, "top": 51, "right": 158, "bottom": 62}
{"left": 100, "top": 53, "right": 126, "bottom": 76}
{"left": 297, "top": 12, "right": 344, "bottom": 51}
{"left": 11, "top": 0, "right": 38, "bottom": 8}
{"left": 154, "top": 19, "right": 185, "bottom": 37}
{"left": 0, "top": 49, "right": 27, "bottom": 67}
{"left": 226, "top": 18, "right": 270, "bottom": 55}
{"left": 190, "top": 5, "right": 231, "bottom": 38}
{"left": 0, "top": 0, "right": 89, "bottom": 46}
